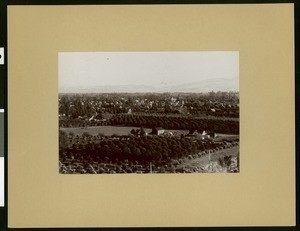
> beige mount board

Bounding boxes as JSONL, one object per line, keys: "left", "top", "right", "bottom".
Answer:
{"left": 8, "top": 4, "right": 294, "bottom": 227}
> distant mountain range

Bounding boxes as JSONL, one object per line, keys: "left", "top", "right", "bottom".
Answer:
{"left": 163, "top": 78, "right": 238, "bottom": 93}
{"left": 59, "top": 78, "right": 239, "bottom": 93}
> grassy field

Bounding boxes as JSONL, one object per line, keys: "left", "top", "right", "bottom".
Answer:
{"left": 60, "top": 126, "right": 240, "bottom": 139}
{"left": 214, "top": 134, "right": 239, "bottom": 141}
{"left": 177, "top": 145, "right": 239, "bottom": 169}
{"left": 60, "top": 125, "right": 189, "bottom": 136}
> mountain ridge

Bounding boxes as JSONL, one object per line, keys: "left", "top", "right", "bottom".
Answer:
{"left": 59, "top": 78, "right": 239, "bottom": 93}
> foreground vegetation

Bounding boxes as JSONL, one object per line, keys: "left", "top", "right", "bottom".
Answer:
{"left": 59, "top": 131, "right": 239, "bottom": 174}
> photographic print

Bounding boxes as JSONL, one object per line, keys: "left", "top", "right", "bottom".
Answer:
{"left": 59, "top": 52, "right": 239, "bottom": 174}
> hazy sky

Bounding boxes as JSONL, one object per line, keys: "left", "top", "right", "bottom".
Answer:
{"left": 59, "top": 52, "right": 239, "bottom": 92}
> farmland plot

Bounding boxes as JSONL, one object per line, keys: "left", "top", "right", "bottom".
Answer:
{"left": 60, "top": 125, "right": 189, "bottom": 137}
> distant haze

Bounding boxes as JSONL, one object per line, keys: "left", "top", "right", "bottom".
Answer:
{"left": 59, "top": 52, "right": 239, "bottom": 93}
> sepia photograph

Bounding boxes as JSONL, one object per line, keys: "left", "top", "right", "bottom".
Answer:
{"left": 59, "top": 52, "right": 239, "bottom": 174}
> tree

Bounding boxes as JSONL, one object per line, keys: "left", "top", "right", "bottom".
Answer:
{"left": 68, "top": 132, "right": 74, "bottom": 139}
{"left": 130, "top": 129, "right": 136, "bottom": 136}
{"left": 82, "top": 132, "right": 92, "bottom": 138}
{"left": 140, "top": 127, "right": 146, "bottom": 136}
{"left": 59, "top": 130, "right": 69, "bottom": 151}
{"left": 98, "top": 132, "right": 105, "bottom": 137}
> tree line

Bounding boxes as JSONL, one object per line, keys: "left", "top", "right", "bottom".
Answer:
{"left": 110, "top": 114, "right": 239, "bottom": 134}
{"left": 60, "top": 132, "right": 236, "bottom": 165}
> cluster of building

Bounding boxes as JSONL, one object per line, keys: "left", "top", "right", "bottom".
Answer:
{"left": 59, "top": 93, "right": 239, "bottom": 120}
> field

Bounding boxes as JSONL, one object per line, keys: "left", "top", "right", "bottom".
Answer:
{"left": 214, "top": 134, "right": 239, "bottom": 142}
{"left": 60, "top": 125, "right": 189, "bottom": 136}
{"left": 60, "top": 126, "right": 239, "bottom": 140}
{"left": 177, "top": 145, "right": 239, "bottom": 171}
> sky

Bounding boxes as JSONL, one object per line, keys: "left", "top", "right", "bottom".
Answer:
{"left": 58, "top": 51, "right": 239, "bottom": 93}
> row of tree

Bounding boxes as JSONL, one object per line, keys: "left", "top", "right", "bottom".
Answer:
{"left": 60, "top": 133, "right": 235, "bottom": 164}
{"left": 59, "top": 118, "right": 109, "bottom": 128}
{"left": 110, "top": 114, "right": 239, "bottom": 134}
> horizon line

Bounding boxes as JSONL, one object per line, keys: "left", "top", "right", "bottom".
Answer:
{"left": 59, "top": 91, "right": 240, "bottom": 94}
